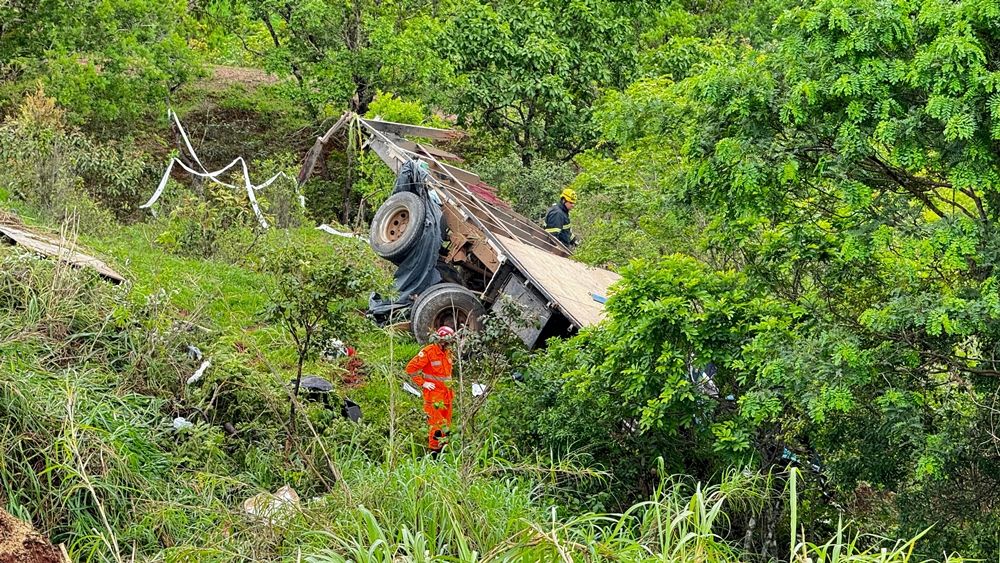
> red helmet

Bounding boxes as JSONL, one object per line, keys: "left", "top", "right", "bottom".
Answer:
{"left": 435, "top": 326, "right": 456, "bottom": 338}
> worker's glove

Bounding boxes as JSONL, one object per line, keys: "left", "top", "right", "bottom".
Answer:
{"left": 422, "top": 381, "right": 436, "bottom": 390}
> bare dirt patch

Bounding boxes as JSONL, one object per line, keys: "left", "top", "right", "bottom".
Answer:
{"left": 0, "top": 508, "right": 65, "bottom": 563}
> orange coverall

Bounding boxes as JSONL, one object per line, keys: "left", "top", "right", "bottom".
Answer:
{"left": 406, "top": 343, "right": 454, "bottom": 451}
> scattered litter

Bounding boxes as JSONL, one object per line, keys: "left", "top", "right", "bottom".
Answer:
{"left": 298, "top": 375, "right": 335, "bottom": 407}
{"left": 187, "top": 345, "right": 203, "bottom": 361}
{"left": 320, "top": 338, "right": 348, "bottom": 361}
{"left": 186, "top": 360, "right": 211, "bottom": 385}
{"left": 512, "top": 371, "right": 525, "bottom": 383}
{"left": 342, "top": 399, "right": 362, "bottom": 422}
{"left": 242, "top": 485, "right": 300, "bottom": 525}
{"left": 590, "top": 293, "right": 607, "bottom": 304}
{"left": 298, "top": 375, "right": 334, "bottom": 393}
{"left": 172, "top": 416, "right": 194, "bottom": 431}
{"left": 317, "top": 224, "right": 365, "bottom": 240}
{"left": 688, "top": 360, "right": 719, "bottom": 399}
{"left": 402, "top": 382, "right": 422, "bottom": 397}
{"left": 471, "top": 383, "right": 487, "bottom": 397}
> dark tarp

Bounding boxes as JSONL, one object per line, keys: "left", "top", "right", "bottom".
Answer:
{"left": 368, "top": 160, "right": 443, "bottom": 317}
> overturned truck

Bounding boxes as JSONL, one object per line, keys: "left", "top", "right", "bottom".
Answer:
{"left": 301, "top": 113, "right": 620, "bottom": 348}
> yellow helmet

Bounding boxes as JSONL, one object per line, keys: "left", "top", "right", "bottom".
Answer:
{"left": 560, "top": 188, "right": 578, "bottom": 204}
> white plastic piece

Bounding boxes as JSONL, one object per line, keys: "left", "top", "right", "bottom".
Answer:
{"left": 316, "top": 224, "right": 365, "bottom": 240}
{"left": 172, "top": 416, "right": 194, "bottom": 431}
{"left": 402, "top": 382, "right": 422, "bottom": 397}
{"left": 242, "top": 485, "right": 300, "bottom": 526}
{"left": 186, "top": 360, "right": 211, "bottom": 385}
{"left": 472, "top": 383, "right": 487, "bottom": 397}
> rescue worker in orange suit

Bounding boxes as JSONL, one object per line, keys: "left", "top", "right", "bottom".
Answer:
{"left": 406, "top": 326, "right": 456, "bottom": 454}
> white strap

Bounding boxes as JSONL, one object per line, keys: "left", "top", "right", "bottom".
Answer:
{"left": 141, "top": 109, "right": 305, "bottom": 229}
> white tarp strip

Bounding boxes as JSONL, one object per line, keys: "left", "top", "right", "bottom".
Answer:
{"left": 316, "top": 224, "right": 365, "bottom": 240}
{"left": 141, "top": 109, "right": 305, "bottom": 229}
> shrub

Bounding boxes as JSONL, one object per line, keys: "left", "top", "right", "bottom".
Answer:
{"left": 0, "top": 89, "right": 154, "bottom": 228}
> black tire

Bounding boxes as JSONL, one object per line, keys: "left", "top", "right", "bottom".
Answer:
{"left": 370, "top": 191, "right": 426, "bottom": 261}
{"left": 411, "top": 284, "right": 485, "bottom": 344}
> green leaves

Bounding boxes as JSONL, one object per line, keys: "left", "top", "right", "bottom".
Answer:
{"left": 2, "top": 0, "right": 200, "bottom": 127}
{"left": 443, "top": 0, "right": 642, "bottom": 164}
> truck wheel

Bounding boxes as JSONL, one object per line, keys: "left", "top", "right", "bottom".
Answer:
{"left": 370, "top": 192, "right": 425, "bottom": 261}
{"left": 411, "top": 284, "right": 485, "bottom": 344}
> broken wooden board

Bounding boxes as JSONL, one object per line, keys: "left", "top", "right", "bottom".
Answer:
{"left": 0, "top": 224, "right": 125, "bottom": 283}
{"left": 361, "top": 117, "right": 463, "bottom": 141}
{"left": 494, "top": 235, "right": 620, "bottom": 328}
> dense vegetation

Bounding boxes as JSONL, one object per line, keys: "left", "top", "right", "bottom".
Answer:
{"left": 2, "top": 0, "right": 999, "bottom": 560}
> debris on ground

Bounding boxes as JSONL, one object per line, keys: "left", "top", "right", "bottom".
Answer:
{"left": 342, "top": 399, "right": 362, "bottom": 422}
{"left": 0, "top": 219, "right": 125, "bottom": 284}
{"left": 472, "top": 383, "right": 487, "bottom": 397}
{"left": 186, "top": 345, "right": 203, "bottom": 361}
{"left": 298, "top": 375, "right": 334, "bottom": 393}
{"left": 316, "top": 224, "right": 365, "bottom": 240}
{"left": 0, "top": 507, "right": 67, "bottom": 563}
{"left": 403, "top": 382, "right": 422, "bottom": 397}
{"left": 320, "top": 338, "right": 348, "bottom": 361}
{"left": 242, "top": 485, "right": 300, "bottom": 526}
{"left": 186, "top": 360, "right": 211, "bottom": 385}
{"left": 172, "top": 416, "right": 194, "bottom": 431}
{"left": 298, "top": 375, "right": 336, "bottom": 410}
{"left": 342, "top": 349, "right": 366, "bottom": 386}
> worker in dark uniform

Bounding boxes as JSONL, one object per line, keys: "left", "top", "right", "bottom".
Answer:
{"left": 544, "top": 188, "right": 577, "bottom": 246}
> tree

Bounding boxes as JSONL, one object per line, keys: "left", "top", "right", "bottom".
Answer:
{"left": 261, "top": 239, "right": 381, "bottom": 434}
{"left": 443, "top": 0, "right": 644, "bottom": 165}
{"left": 0, "top": 0, "right": 199, "bottom": 130}
{"left": 209, "top": 0, "right": 453, "bottom": 117}
{"left": 511, "top": 0, "right": 1000, "bottom": 555}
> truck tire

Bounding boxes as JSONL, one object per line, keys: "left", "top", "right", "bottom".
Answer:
{"left": 411, "top": 284, "right": 485, "bottom": 344}
{"left": 370, "top": 192, "right": 425, "bottom": 261}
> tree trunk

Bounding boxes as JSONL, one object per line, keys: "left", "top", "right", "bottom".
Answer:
{"left": 343, "top": 136, "right": 355, "bottom": 224}
{"left": 289, "top": 335, "right": 308, "bottom": 437}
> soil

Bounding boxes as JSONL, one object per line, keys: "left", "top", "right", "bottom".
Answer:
{"left": 0, "top": 508, "right": 64, "bottom": 563}
{"left": 203, "top": 65, "right": 281, "bottom": 91}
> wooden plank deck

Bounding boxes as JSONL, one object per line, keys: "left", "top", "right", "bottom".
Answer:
{"left": 495, "top": 235, "right": 620, "bottom": 328}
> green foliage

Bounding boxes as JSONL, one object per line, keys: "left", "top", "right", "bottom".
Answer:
{"left": 0, "top": 90, "right": 155, "bottom": 228}
{"left": 364, "top": 91, "right": 429, "bottom": 126}
{"left": 9, "top": 0, "right": 1000, "bottom": 558}
{"left": 493, "top": 256, "right": 784, "bottom": 507}
{"left": 155, "top": 186, "right": 258, "bottom": 259}
{"left": 510, "top": 0, "right": 1000, "bottom": 556}
{"left": 1, "top": 0, "right": 200, "bottom": 128}
{"left": 211, "top": 0, "right": 453, "bottom": 117}
{"left": 443, "top": 0, "right": 643, "bottom": 165}
{"left": 472, "top": 153, "right": 576, "bottom": 220}
{"left": 259, "top": 236, "right": 384, "bottom": 421}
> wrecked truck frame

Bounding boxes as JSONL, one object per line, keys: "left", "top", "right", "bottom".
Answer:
{"left": 300, "top": 113, "right": 620, "bottom": 349}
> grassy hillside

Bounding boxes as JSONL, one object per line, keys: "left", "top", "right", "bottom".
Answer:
{"left": 0, "top": 192, "right": 967, "bottom": 562}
